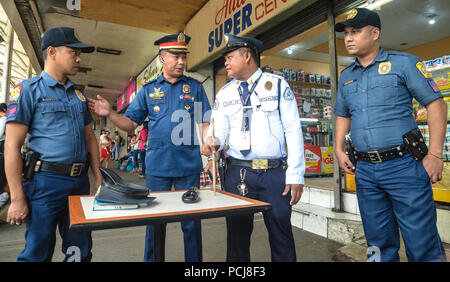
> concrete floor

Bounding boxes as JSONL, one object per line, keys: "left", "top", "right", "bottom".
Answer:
{"left": 0, "top": 161, "right": 344, "bottom": 262}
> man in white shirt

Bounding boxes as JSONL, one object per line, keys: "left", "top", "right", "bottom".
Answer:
{"left": 203, "top": 34, "right": 305, "bottom": 262}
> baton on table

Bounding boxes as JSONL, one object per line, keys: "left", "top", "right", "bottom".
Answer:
{"left": 211, "top": 118, "right": 217, "bottom": 196}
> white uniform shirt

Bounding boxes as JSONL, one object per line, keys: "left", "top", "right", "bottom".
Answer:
{"left": 208, "top": 68, "right": 305, "bottom": 184}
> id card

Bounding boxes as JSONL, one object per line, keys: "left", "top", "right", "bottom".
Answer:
{"left": 237, "top": 131, "right": 251, "bottom": 151}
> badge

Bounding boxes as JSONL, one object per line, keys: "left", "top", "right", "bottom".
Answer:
{"left": 237, "top": 131, "right": 251, "bottom": 151}
{"left": 224, "top": 34, "right": 229, "bottom": 44}
{"left": 154, "top": 106, "right": 160, "bottom": 112}
{"left": 378, "top": 61, "right": 391, "bottom": 75}
{"left": 416, "top": 62, "right": 432, "bottom": 78}
{"left": 184, "top": 104, "right": 191, "bottom": 110}
{"left": 264, "top": 81, "right": 272, "bottom": 90}
{"left": 183, "top": 84, "right": 191, "bottom": 94}
{"left": 347, "top": 9, "right": 357, "bottom": 20}
{"left": 75, "top": 90, "right": 86, "bottom": 102}
{"left": 9, "top": 85, "right": 22, "bottom": 103}
{"left": 177, "top": 33, "right": 186, "bottom": 44}
{"left": 150, "top": 88, "right": 165, "bottom": 99}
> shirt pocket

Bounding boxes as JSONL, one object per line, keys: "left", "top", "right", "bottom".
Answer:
{"left": 36, "top": 102, "right": 69, "bottom": 133}
{"left": 147, "top": 98, "right": 168, "bottom": 120}
{"left": 369, "top": 75, "right": 398, "bottom": 106}
{"left": 342, "top": 82, "right": 362, "bottom": 110}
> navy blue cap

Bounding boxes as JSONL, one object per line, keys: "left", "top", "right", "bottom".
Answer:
{"left": 335, "top": 8, "right": 381, "bottom": 32}
{"left": 154, "top": 33, "right": 191, "bottom": 53}
{"left": 95, "top": 181, "right": 156, "bottom": 205}
{"left": 223, "top": 33, "right": 263, "bottom": 56}
{"left": 40, "top": 27, "right": 95, "bottom": 53}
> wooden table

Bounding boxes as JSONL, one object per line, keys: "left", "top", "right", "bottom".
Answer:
{"left": 69, "top": 189, "right": 271, "bottom": 261}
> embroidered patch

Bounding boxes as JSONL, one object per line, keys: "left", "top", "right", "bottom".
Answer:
{"left": 75, "top": 90, "right": 86, "bottom": 102}
{"left": 7, "top": 103, "right": 18, "bottom": 119}
{"left": 9, "top": 85, "right": 22, "bottom": 103}
{"left": 182, "top": 84, "right": 191, "bottom": 94}
{"left": 427, "top": 80, "right": 440, "bottom": 93}
{"left": 378, "top": 61, "right": 391, "bottom": 75}
{"left": 283, "top": 88, "right": 294, "bottom": 101}
{"left": 416, "top": 62, "right": 432, "bottom": 78}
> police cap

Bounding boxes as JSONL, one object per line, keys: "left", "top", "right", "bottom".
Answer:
{"left": 335, "top": 8, "right": 381, "bottom": 32}
{"left": 223, "top": 33, "right": 263, "bottom": 56}
{"left": 155, "top": 33, "right": 191, "bottom": 53}
{"left": 40, "top": 27, "right": 95, "bottom": 53}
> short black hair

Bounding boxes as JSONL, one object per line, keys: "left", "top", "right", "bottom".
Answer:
{"left": 0, "top": 103, "right": 6, "bottom": 113}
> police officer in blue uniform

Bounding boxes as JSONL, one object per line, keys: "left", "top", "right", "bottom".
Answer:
{"left": 334, "top": 8, "right": 447, "bottom": 262}
{"left": 88, "top": 33, "right": 211, "bottom": 262}
{"left": 5, "top": 27, "right": 102, "bottom": 262}
{"left": 203, "top": 34, "right": 305, "bottom": 262}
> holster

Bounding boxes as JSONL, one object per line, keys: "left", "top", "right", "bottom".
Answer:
{"left": 22, "top": 150, "right": 40, "bottom": 181}
{"left": 345, "top": 134, "right": 357, "bottom": 170}
{"left": 218, "top": 150, "right": 227, "bottom": 187}
{"left": 402, "top": 128, "right": 428, "bottom": 161}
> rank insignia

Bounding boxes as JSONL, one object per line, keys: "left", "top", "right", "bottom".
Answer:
{"left": 185, "top": 104, "right": 191, "bottom": 110}
{"left": 75, "top": 90, "right": 86, "bottom": 102}
{"left": 182, "top": 84, "right": 191, "bottom": 94}
{"left": 264, "top": 81, "right": 272, "bottom": 90}
{"left": 378, "top": 61, "right": 391, "bottom": 75}
{"left": 416, "top": 62, "right": 432, "bottom": 78}
{"left": 150, "top": 88, "right": 165, "bottom": 99}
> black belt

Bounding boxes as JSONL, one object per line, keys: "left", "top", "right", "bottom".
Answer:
{"left": 355, "top": 145, "right": 408, "bottom": 163}
{"left": 39, "top": 161, "right": 89, "bottom": 177}
{"left": 227, "top": 156, "right": 287, "bottom": 170}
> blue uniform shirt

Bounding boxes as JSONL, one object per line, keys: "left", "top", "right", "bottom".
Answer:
{"left": 125, "top": 74, "right": 211, "bottom": 177}
{"left": 334, "top": 48, "right": 443, "bottom": 152}
{"left": 6, "top": 71, "right": 93, "bottom": 164}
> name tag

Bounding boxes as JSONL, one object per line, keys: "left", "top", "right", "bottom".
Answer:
{"left": 237, "top": 131, "right": 251, "bottom": 151}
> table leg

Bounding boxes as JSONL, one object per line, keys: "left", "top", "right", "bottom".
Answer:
{"left": 153, "top": 223, "right": 166, "bottom": 262}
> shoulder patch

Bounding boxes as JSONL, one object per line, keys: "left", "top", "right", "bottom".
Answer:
{"left": 9, "top": 84, "right": 23, "bottom": 103}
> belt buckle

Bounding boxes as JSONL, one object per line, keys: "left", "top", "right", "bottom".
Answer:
{"left": 252, "top": 159, "right": 268, "bottom": 169}
{"left": 368, "top": 151, "right": 382, "bottom": 163}
{"left": 70, "top": 163, "right": 84, "bottom": 177}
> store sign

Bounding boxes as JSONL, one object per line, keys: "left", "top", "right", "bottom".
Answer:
{"left": 304, "top": 145, "right": 322, "bottom": 174}
{"left": 116, "top": 80, "right": 136, "bottom": 112}
{"left": 186, "top": 0, "right": 301, "bottom": 69}
{"left": 136, "top": 56, "right": 163, "bottom": 92}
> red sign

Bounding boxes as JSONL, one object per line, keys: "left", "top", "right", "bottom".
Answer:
{"left": 304, "top": 145, "right": 322, "bottom": 174}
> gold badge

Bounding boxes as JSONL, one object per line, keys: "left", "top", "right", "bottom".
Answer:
{"left": 177, "top": 33, "right": 185, "bottom": 44}
{"left": 75, "top": 90, "right": 86, "bottom": 102}
{"left": 150, "top": 88, "right": 165, "bottom": 99}
{"left": 154, "top": 106, "right": 160, "bottom": 112}
{"left": 347, "top": 9, "right": 358, "bottom": 20}
{"left": 264, "top": 81, "right": 272, "bottom": 90}
{"left": 378, "top": 61, "right": 391, "bottom": 75}
{"left": 416, "top": 62, "right": 432, "bottom": 78}
{"left": 224, "top": 34, "right": 229, "bottom": 45}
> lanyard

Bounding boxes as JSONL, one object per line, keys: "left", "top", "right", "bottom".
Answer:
{"left": 237, "top": 73, "right": 263, "bottom": 107}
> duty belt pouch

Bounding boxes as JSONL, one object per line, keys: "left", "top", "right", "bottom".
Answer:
{"left": 402, "top": 128, "right": 428, "bottom": 161}
{"left": 22, "top": 150, "right": 40, "bottom": 180}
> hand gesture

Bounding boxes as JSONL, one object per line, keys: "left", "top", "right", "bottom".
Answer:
{"left": 88, "top": 95, "right": 111, "bottom": 117}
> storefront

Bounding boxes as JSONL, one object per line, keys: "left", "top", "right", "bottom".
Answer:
{"left": 185, "top": 0, "right": 449, "bottom": 204}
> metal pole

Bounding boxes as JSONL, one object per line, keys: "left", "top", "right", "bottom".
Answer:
{"left": 327, "top": 0, "right": 342, "bottom": 212}
{"left": 1, "top": 21, "right": 14, "bottom": 104}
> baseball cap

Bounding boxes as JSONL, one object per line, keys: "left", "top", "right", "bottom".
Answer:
{"left": 40, "top": 27, "right": 95, "bottom": 53}
{"left": 335, "top": 8, "right": 381, "bottom": 32}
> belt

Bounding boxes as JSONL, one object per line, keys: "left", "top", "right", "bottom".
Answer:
{"left": 227, "top": 156, "right": 287, "bottom": 170}
{"left": 355, "top": 145, "right": 408, "bottom": 164}
{"left": 38, "top": 160, "right": 89, "bottom": 177}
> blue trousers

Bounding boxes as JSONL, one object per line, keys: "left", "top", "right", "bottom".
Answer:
{"left": 224, "top": 164, "right": 296, "bottom": 262}
{"left": 356, "top": 155, "right": 445, "bottom": 262}
{"left": 144, "top": 173, "right": 202, "bottom": 262}
{"left": 18, "top": 172, "right": 92, "bottom": 262}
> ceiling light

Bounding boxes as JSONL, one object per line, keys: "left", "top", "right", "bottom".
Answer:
{"left": 428, "top": 16, "right": 436, "bottom": 25}
{"left": 359, "top": 0, "right": 393, "bottom": 10}
{"left": 96, "top": 47, "right": 122, "bottom": 56}
{"left": 287, "top": 49, "right": 293, "bottom": 55}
